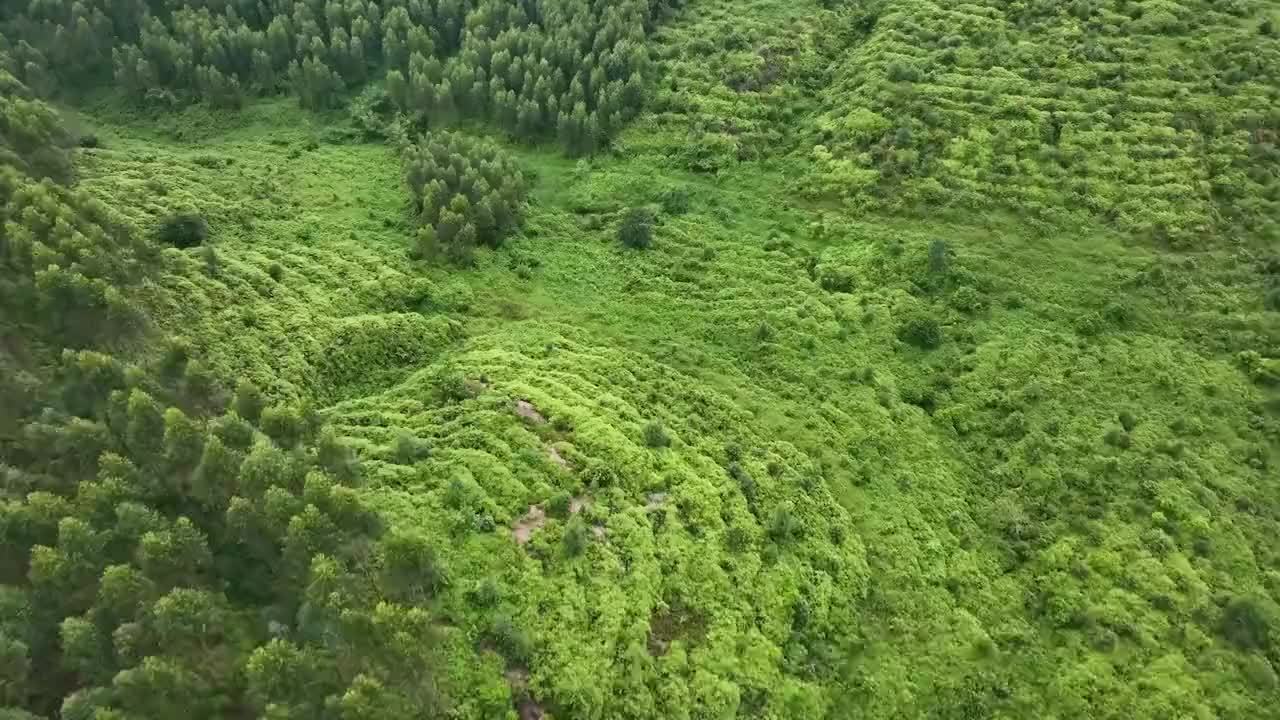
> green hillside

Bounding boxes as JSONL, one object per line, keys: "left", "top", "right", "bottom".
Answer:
{"left": 2, "top": 0, "right": 1279, "bottom": 718}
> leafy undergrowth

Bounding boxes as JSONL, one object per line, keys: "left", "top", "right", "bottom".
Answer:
{"left": 68, "top": 76, "right": 1280, "bottom": 717}
{"left": 73, "top": 100, "right": 466, "bottom": 403}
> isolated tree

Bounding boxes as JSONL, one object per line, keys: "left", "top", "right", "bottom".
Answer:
{"left": 155, "top": 213, "right": 208, "bottom": 249}
{"left": 233, "top": 380, "right": 266, "bottom": 423}
{"left": 897, "top": 311, "right": 943, "bottom": 349}
{"left": 618, "top": 207, "right": 654, "bottom": 249}
{"left": 928, "top": 239, "right": 949, "bottom": 276}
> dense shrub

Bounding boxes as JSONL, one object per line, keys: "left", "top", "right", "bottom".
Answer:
{"left": 563, "top": 518, "right": 590, "bottom": 556}
{"left": 155, "top": 213, "right": 209, "bottom": 249}
{"left": 392, "top": 430, "right": 431, "bottom": 464}
{"left": 950, "top": 285, "right": 986, "bottom": 312}
{"left": 659, "top": 186, "right": 692, "bottom": 215}
{"left": 1103, "top": 427, "right": 1132, "bottom": 449}
{"left": 488, "top": 616, "right": 532, "bottom": 665}
{"left": 620, "top": 207, "right": 656, "bottom": 249}
{"left": 897, "top": 312, "right": 943, "bottom": 349}
{"left": 818, "top": 265, "right": 856, "bottom": 293}
{"left": 1221, "top": 597, "right": 1275, "bottom": 651}
{"left": 643, "top": 420, "right": 672, "bottom": 448}
{"left": 548, "top": 491, "right": 574, "bottom": 518}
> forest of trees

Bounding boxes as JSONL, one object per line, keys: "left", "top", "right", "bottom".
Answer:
{"left": 2, "top": 0, "right": 665, "bottom": 154}
{"left": 0, "top": 63, "right": 448, "bottom": 719}
{"left": 401, "top": 129, "right": 527, "bottom": 263}
{"left": 3, "top": 364, "right": 445, "bottom": 718}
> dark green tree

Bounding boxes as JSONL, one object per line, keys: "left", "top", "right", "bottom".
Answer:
{"left": 618, "top": 207, "right": 655, "bottom": 249}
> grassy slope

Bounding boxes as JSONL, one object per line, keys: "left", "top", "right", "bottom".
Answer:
{"left": 67, "top": 0, "right": 1280, "bottom": 717}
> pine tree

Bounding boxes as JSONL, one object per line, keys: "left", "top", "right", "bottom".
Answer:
{"left": 251, "top": 49, "right": 277, "bottom": 93}
{"left": 267, "top": 17, "right": 292, "bottom": 66}
{"left": 622, "top": 70, "right": 644, "bottom": 116}
{"left": 518, "top": 98, "right": 541, "bottom": 138}
{"left": 348, "top": 36, "right": 366, "bottom": 83}
{"left": 442, "top": 224, "right": 471, "bottom": 265}
{"left": 469, "top": 78, "right": 488, "bottom": 116}
{"left": 290, "top": 57, "right": 342, "bottom": 110}
{"left": 581, "top": 111, "right": 600, "bottom": 155}
{"left": 434, "top": 78, "right": 456, "bottom": 120}
{"left": 386, "top": 69, "right": 409, "bottom": 110}
{"left": 473, "top": 194, "right": 497, "bottom": 244}
{"left": 557, "top": 108, "right": 576, "bottom": 151}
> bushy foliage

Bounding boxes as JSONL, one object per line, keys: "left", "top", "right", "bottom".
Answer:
{"left": 154, "top": 212, "right": 208, "bottom": 248}
{"left": 0, "top": 85, "right": 151, "bottom": 350}
{"left": 619, "top": 206, "right": 655, "bottom": 249}
{"left": 897, "top": 311, "right": 943, "bottom": 349}
{"left": 658, "top": 186, "right": 691, "bottom": 215}
{"left": 401, "top": 131, "right": 526, "bottom": 263}
{"left": 649, "top": 0, "right": 1280, "bottom": 243}
{"left": 2, "top": 2, "right": 1279, "bottom": 719}
{"left": 642, "top": 420, "right": 671, "bottom": 447}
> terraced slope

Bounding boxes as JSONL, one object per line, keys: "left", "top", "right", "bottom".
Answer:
{"left": 815, "top": 0, "right": 1280, "bottom": 240}
{"left": 76, "top": 101, "right": 460, "bottom": 403}
{"left": 639, "top": 0, "right": 1280, "bottom": 244}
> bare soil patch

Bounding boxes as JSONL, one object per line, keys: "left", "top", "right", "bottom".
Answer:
{"left": 512, "top": 505, "right": 547, "bottom": 545}
{"left": 514, "top": 399, "right": 546, "bottom": 423}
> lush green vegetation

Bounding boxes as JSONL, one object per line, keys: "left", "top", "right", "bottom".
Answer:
{"left": 2, "top": 0, "right": 1279, "bottom": 718}
{"left": 401, "top": 129, "right": 527, "bottom": 263}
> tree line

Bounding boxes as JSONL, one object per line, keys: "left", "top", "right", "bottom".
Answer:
{"left": 0, "top": 63, "right": 448, "bottom": 720}
{"left": 0, "top": 67, "right": 149, "bottom": 357}
{"left": 2, "top": 0, "right": 682, "bottom": 154}
{"left": 3, "top": 354, "right": 447, "bottom": 718}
